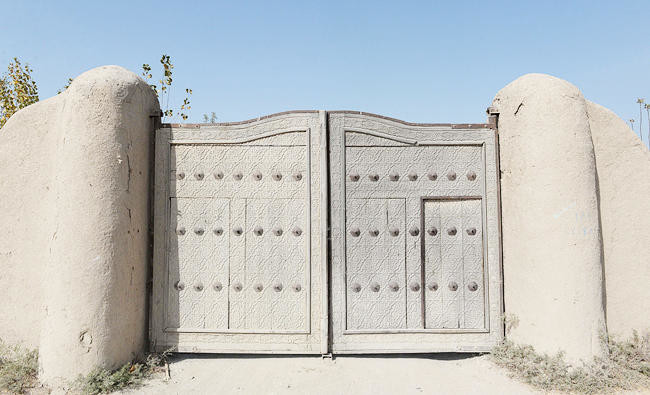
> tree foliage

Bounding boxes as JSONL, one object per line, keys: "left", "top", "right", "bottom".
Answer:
{"left": 0, "top": 58, "right": 39, "bottom": 128}
{"left": 141, "top": 54, "right": 192, "bottom": 121}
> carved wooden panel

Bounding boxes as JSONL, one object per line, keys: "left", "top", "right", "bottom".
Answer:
{"left": 152, "top": 112, "right": 326, "bottom": 353}
{"left": 329, "top": 112, "right": 502, "bottom": 353}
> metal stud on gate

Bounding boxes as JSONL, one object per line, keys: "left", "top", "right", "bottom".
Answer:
{"left": 232, "top": 282, "right": 243, "bottom": 292}
{"left": 254, "top": 283, "right": 263, "bottom": 292}
{"left": 177, "top": 172, "right": 185, "bottom": 180}
{"left": 195, "top": 172, "right": 204, "bottom": 180}
{"left": 214, "top": 171, "right": 224, "bottom": 180}
{"left": 214, "top": 227, "right": 223, "bottom": 236}
{"left": 468, "top": 281, "right": 479, "bottom": 292}
{"left": 194, "top": 227, "right": 204, "bottom": 235}
{"left": 427, "top": 172, "right": 438, "bottom": 181}
{"left": 370, "top": 282, "right": 380, "bottom": 292}
{"left": 388, "top": 227, "right": 400, "bottom": 237}
{"left": 194, "top": 282, "right": 204, "bottom": 291}
{"left": 350, "top": 227, "right": 361, "bottom": 237}
{"left": 233, "top": 227, "right": 243, "bottom": 236}
{"left": 252, "top": 171, "right": 263, "bottom": 181}
{"left": 351, "top": 283, "right": 361, "bottom": 293}
{"left": 427, "top": 282, "right": 439, "bottom": 291}
{"left": 448, "top": 281, "right": 459, "bottom": 291}
{"left": 447, "top": 171, "right": 457, "bottom": 181}
{"left": 368, "top": 228, "right": 379, "bottom": 237}
{"left": 293, "top": 172, "right": 302, "bottom": 181}
{"left": 407, "top": 172, "right": 418, "bottom": 181}
{"left": 272, "top": 227, "right": 283, "bottom": 236}
{"left": 272, "top": 172, "right": 282, "bottom": 181}
{"left": 233, "top": 171, "right": 243, "bottom": 181}
{"left": 213, "top": 282, "right": 223, "bottom": 291}
{"left": 389, "top": 172, "right": 399, "bottom": 181}
{"left": 273, "top": 283, "right": 283, "bottom": 292}
{"left": 427, "top": 226, "right": 438, "bottom": 236}
{"left": 292, "top": 283, "right": 302, "bottom": 292}
{"left": 292, "top": 227, "right": 302, "bottom": 236}
{"left": 174, "top": 281, "right": 185, "bottom": 291}
{"left": 389, "top": 281, "right": 399, "bottom": 292}
{"left": 409, "top": 282, "right": 420, "bottom": 292}
{"left": 447, "top": 227, "right": 457, "bottom": 236}
{"left": 368, "top": 173, "right": 379, "bottom": 182}
{"left": 466, "top": 227, "right": 477, "bottom": 236}
{"left": 254, "top": 226, "right": 264, "bottom": 236}
{"left": 409, "top": 226, "right": 420, "bottom": 236}
{"left": 349, "top": 172, "right": 360, "bottom": 182}
{"left": 467, "top": 171, "right": 477, "bottom": 181}
{"left": 176, "top": 227, "right": 186, "bottom": 236}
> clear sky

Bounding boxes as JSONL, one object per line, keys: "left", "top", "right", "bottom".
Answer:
{"left": 1, "top": 1, "right": 648, "bottom": 132}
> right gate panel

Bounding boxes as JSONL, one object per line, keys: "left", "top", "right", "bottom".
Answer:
{"left": 329, "top": 112, "right": 503, "bottom": 353}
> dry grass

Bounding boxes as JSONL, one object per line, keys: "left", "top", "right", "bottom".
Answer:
{"left": 76, "top": 349, "right": 172, "bottom": 394}
{"left": 491, "top": 332, "right": 650, "bottom": 394}
{"left": 0, "top": 341, "right": 38, "bottom": 394}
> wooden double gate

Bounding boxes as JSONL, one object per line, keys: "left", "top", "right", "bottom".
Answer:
{"left": 151, "top": 111, "right": 502, "bottom": 354}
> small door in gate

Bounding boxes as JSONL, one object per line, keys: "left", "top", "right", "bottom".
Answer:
{"left": 151, "top": 112, "right": 327, "bottom": 353}
{"left": 328, "top": 112, "right": 503, "bottom": 352}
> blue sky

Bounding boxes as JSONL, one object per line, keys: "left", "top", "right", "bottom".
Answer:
{"left": 1, "top": 1, "right": 648, "bottom": 132}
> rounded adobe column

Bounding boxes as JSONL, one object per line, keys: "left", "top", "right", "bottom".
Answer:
{"left": 39, "top": 66, "right": 159, "bottom": 385}
{"left": 492, "top": 73, "right": 606, "bottom": 362}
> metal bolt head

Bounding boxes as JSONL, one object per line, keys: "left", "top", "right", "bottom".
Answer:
{"left": 427, "top": 226, "right": 438, "bottom": 236}
{"left": 389, "top": 172, "right": 399, "bottom": 181}
{"left": 233, "top": 226, "right": 243, "bottom": 236}
{"left": 273, "top": 283, "right": 283, "bottom": 292}
{"left": 466, "top": 227, "right": 477, "bottom": 236}
{"left": 389, "top": 281, "right": 399, "bottom": 292}
{"left": 409, "top": 282, "right": 421, "bottom": 292}
{"left": 427, "top": 282, "right": 439, "bottom": 291}
{"left": 349, "top": 227, "right": 361, "bottom": 237}
{"left": 194, "top": 282, "right": 204, "bottom": 291}
{"left": 233, "top": 171, "right": 243, "bottom": 181}
{"left": 254, "top": 283, "right": 263, "bottom": 292}
{"left": 272, "top": 227, "right": 283, "bottom": 236}
{"left": 447, "top": 171, "right": 457, "bottom": 181}
{"left": 368, "top": 228, "right": 379, "bottom": 237}
{"left": 293, "top": 172, "right": 302, "bottom": 181}
{"left": 292, "top": 227, "right": 302, "bottom": 236}
{"left": 351, "top": 283, "right": 361, "bottom": 293}
{"left": 252, "top": 171, "right": 263, "bottom": 181}
{"left": 254, "top": 226, "right": 264, "bottom": 236}
{"left": 449, "top": 281, "right": 459, "bottom": 291}
{"left": 427, "top": 172, "right": 438, "bottom": 181}
{"left": 447, "top": 227, "right": 457, "bottom": 236}
{"left": 468, "top": 281, "right": 479, "bottom": 292}
{"left": 409, "top": 226, "right": 420, "bottom": 236}
{"left": 176, "top": 172, "right": 185, "bottom": 180}
{"left": 370, "top": 282, "right": 380, "bottom": 292}
{"left": 213, "top": 282, "right": 223, "bottom": 291}
{"left": 214, "top": 227, "right": 223, "bottom": 236}
{"left": 388, "top": 227, "right": 400, "bottom": 237}
{"left": 174, "top": 281, "right": 185, "bottom": 291}
{"left": 467, "top": 171, "right": 477, "bottom": 181}
{"left": 407, "top": 172, "right": 418, "bottom": 181}
{"left": 368, "top": 173, "right": 379, "bottom": 182}
{"left": 194, "top": 227, "right": 204, "bottom": 235}
{"left": 293, "top": 283, "right": 302, "bottom": 292}
{"left": 272, "top": 172, "right": 282, "bottom": 181}
{"left": 176, "top": 226, "right": 186, "bottom": 236}
{"left": 214, "top": 171, "right": 224, "bottom": 180}
{"left": 349, "top": 172, "right": 360, "bottom": 182}
{"left": 195, "top": 172, "right": 204, "bottom": 180}
{"left": 232, "top": 282, "right": 243, "bottom": 292}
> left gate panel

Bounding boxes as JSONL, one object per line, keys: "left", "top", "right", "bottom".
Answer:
{"left": 151, "top": 112, "right": 326, "bottom": 353}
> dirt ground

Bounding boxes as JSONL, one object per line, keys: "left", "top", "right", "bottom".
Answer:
{"left": 123, "top": 353, "right": 543, "bottom": 395}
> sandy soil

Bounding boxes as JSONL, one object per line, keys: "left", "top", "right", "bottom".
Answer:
{"left": 123, "top": 353, "right": 542, "bottom": 395}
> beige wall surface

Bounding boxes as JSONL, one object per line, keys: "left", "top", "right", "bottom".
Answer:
{"left": 492, "top": 73, "right": 607, "bottom": 363}
{"left": 0, "top": 95, "right": 62, "bottom": 349}
{"left": 0, "top": 65, "right": 159, "bottom": 386}
{"left": 587, "top": 100, "right": 650, "bottom": 337}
